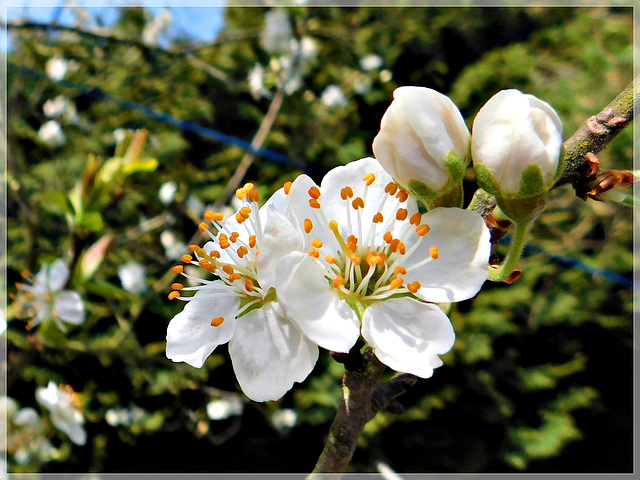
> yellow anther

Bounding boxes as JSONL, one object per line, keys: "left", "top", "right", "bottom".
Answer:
{"left": 199, "top": 259, "right": 211, "bottom": 269}
{"left": 309, "top": 248, "right": 320, "bottom": 258}
{"left": 429, "top": 246, "right": 439, "bottom": 259}
{"left": 180, "top": 254, "right": 193, "bottom": 263}
{"left": 222, "top": 265, "right": 234, "bottom": 275}
{"left": 236, "top": 213, "right": 246, "bottom": 223}
{"left": 333, "top": 276, "right": 345, "bottom": 288}
{"left": 171, "top": 265, "right": 184, "bottom": 274}
{"left": 188, "top": 244, "right": 200, "bottom": 252}
{"left": 209, "top": 250, "right": 221, "bottom": 258}
{"left": 398, "top": 242, "right": 406, "bottom": 255}
{"left": 389, "top": 239, "right": 400, "bottom": 253}
{"left": 366, "top": 253, "right": 384, "bottom": 266}
{"left": 410, "top": 213, "right": 422, "bottom": 226}
{"left": 393, "top": 266, "right": 407, "bottom": 275}
{"left": 248, "top": 189, "right": 260, "bottom": 203}
{"left": 245, "top": 279, "right": 254, "bottom": 292}
{"left": 385, "top": 182, "right": 398, "bottom": 195}
{"left": 349, "top": 254, "right": 362, "bottom": 265}
{"left": 352, "top": 197, "right": 365, "bottom": 210}
{"left": 311, "top": 239, "right": 323, "bottom": 248}
{"left": 237, "top": 246, "right": 249, "bottom": 258}
{"left": 309, "top": 199, "right": 321, "bottom": 209}
{"left": 308, "top": 186, "right": 321, "bottom": 199}
{"left": 408, "top": 281, "right": 421, "bottom": 293}
{"left": 347, "top": 235, "right": 358, "bottom": 245}
{"left": 230, "top": 232, "right": 240, "bottom": 243}
{"left": 416, "top": 224, "right": 431, "bottom": 236}
{"left": 228, "top": 273, "right": 242, "bottom": 282}
{"left": 236, "top": 188, "right": 247, "bottom": 200}
{"left": 249, "top": 235, "right": 257, "bottom": 248}
{"left": 373, "top": 212, "right": 384, "bottom": 223}
{"left": 195, "top": 248, "right": 206, "bottom": 257}
{"left": 363, "top": 173, "right": 376, "bottom": 185}
{"left": 389, "top": 277, "right": 404, "bottom": 289}
{"left": 171, "top": 283, "right": 184, "bottom": 290}
{"left": 396, "top": 208, "right": 408, "bottom": 221}
{"left": 340, "top": 187, "right": 354, "bottom": 200}
{"left": 240, "top": 206, "right": 252, "bottom": 216}
{"left": 396, "top": 190, "right": 409, "bottom": 202}
{"left": 168, "top": 291, "right": 181, "bottom": 300}
{"left": 304, "top": 219, "right": 313, "bottom": 233}
{"left": 219, "top": 233, "right": 228, "bottom": 242}
{"left": 211, "top": 212, "right": 224, "bottom": 222}
{"left": 199, "top": 222, "right": 209, "bottom": 232}
{"left": 383, "top": 231, "right": 393, "bottom": 244}
{"left": 242, "top": 183, "right": 255, "bottom": 194}
{"left": 284, "top": 181, "right": 292, "bottom": 195}
{"left": 204, "top": 210, "right": 215, "bottom": 221}
{"left": 211, "top": 317, "right": 224, "bottom": 327}
{"left": 324, "top": 255, "right": 337, "bottom": 264}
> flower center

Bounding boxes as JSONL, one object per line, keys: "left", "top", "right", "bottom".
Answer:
{"left": 168, "top": 183, "right": 269, "bottom": 327}
{"left": 299, "top": 173, "right": 439, "bottom": 305}
{"left": 12, "top": 270, "right": 55, "bottom": 330}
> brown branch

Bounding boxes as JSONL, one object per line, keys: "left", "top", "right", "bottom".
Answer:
{"left": 7, "top": 20, "right": 232, "bottom": 85}
{"left": 554, "top": 75, "right": 639, "bottom": 193}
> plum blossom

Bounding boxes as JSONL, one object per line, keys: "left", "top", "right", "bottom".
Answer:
{"left": 36, "top": 382, "right": 86, "bottom": 446}
{"left": 1, "top": 396, "right": 54, "bottom": 465}
{"left": 38, "top": 120, "right": 65, "bottom": 147}
{"left": 45, "top": 57, "right": 68, "bottom": 81}
{"left": 118, "top": 261, "right": 147, "bottom": 295}
{"left": 272, "top": 158, "right": 491, "bottom": 378}
{"left": 165, "top": 182, "right": 318, "bottom": 402}
{"left": 14, "top": 259, "right": 85, "bottom": 332}
{"left": 321, "top": 85, "right": 348, "bottom": 108}
{"left": 206, "top": 397, "right": 244, "bottom": 420}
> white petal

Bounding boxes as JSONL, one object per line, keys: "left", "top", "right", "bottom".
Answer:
{"left": 47, "top": 260, "right": 70, "bottom": 291}
{"left": 403, "top": 207, "right": 490, "bottom": 302}
{"left": 13, "top": 408, "right": 40, "bottom": 428}
{"left": 53, "top": 291, "right": 85, "bottom": 325}
{"left": 361, "top": 297, "right": 455, "bottom": 378}
{"left": 166, "top": 282, "right": 239, "bottom": 368}
{"left": 275, "top": 252, "right": 360, "bottom": 352}
{"left": 229, "top": 302, "right": 318, "bottom": 402}
{"left": 256, "top": 202, "right": 304, "bottom": 291}
{"left": 282, "top": 174, "right": 321, "bottom": 249}
{"left": 50, "top": 411, "right": 86, "bottom": 445}
{"left": 36, "top": 382, "right": 60, "bottom": 408}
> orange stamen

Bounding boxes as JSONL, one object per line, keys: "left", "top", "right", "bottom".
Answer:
{"left": 332, "top": 276, "right": 345, "bottom": 288}
{"left": 396, "top": 208, "right": 408, "bottom": 221}
{"left": 373, "top": 213, "right": 384, "bottom": 223}
{"left": 410, "top": 213, "right": 422, "bottom": 226}
{"left": 416, "top": 224, "right": 430, "bottom": 236}
{"left": 396, "top": 190, "right": 409, "bottom": 202}
{"left": 168, "top": 291, "right": 180, "bottom": 300}
{"left": 324, "top": 255, "right": 337, "bottom": 264}
{"left": 171, "top": 283, "right": 184, "bottom": 290}
{"left": 352, "top": 197, "right": 365, "bottom": 210}
{"left": 188, "top": 244, "right": 200, "bottom": 252}
{"left": 385, "top": 182, "right": 398, "bottom": 195}
{"left": 308, "top": 248, "right": 320, "bottom": 258}
{"left": 211, "top": 317, "right": 224, "bottom": 327}
{"left": 171, "top": 265, "right": 184, "bottom": 274}
{"left": 429, "top": 246, "right": 439, "bottom": 259}
{"left": 311, "top": 239, "right": 323, "bottom": 248}
{"left": 408, "top": 281, "right": 421, "bottom": 293}
{"left": 389, "top": 277, "right": 403, "bottom": 289}
{"left": 180, "top": 254, "right": 193, "bottom": 263}
{"left": 309, "top": 199, "right": 321, "bottom": 209}
{"left": 245, "top": 279, "right": 254, "bottom": 292}
{"left": 222, "top": 265, "right": 234, "bottom": 275}
{"left": 393, "top": 266, "right": 407, "bottom": 275}
{"left": 228, "top": 273, "right": 241, "bottom": 282}
{"left": 308, "top": 186, "right": 321, "bottom": 199}
{"left": 340, "top": 187, "right": 354, "bottom": 200}
{"left": 249, "top": 235, "right": 257, "bottom": 248}
{"left": 199, "top": 222, "right": 209, "bottom": 232}
{"left": 284, "top": 181, "right": 292, "bottom": 194}
{"left": 304, "top": 219, "right": 313, "bottom": 233}
{"left": 363, "top": 173, "right": 376, "bottom": 186}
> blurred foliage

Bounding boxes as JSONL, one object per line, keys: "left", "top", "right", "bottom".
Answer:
{"left": 5, "top": 5, "right": 633, "bottom": 474}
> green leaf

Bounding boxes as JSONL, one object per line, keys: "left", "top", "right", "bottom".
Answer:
{"left": 121, "top": 157, "right": 159, "bottom": 176}
{"left": 79, "top": 211, "right": 104, "bottom": 232}
{"left": 40, "top": 191, "right": 74, "bottom": 215}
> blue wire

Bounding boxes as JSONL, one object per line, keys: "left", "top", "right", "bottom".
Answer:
{"left": 9, "top": 62, "right": 312, "bottom": 172}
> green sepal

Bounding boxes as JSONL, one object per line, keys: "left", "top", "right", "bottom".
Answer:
{"left": 406, "top": 151, "right": 466, "bottom": 209}
{"left": 474, "top": 164, "right": 502, "bottom": 197}
{"left": 518, "top": 163, "right": 546, "bottom": 198}
{"left": 496, "top": 192, "right": 548, "bottom": 224}
{"left": 444, "top": 150, "right": 467, "bottom": 183}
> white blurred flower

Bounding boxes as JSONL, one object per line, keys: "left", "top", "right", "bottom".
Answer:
{"left": 271, "top": 408, "right": 297, "bottom": 430}
{"left": 36, "top": 382, "right": 86, "bottom": 446}
{"left": 284, "top": 74, "right": 303, "bottom": 96}
{"left": 38, "top": 120, "right": 65, "bottom": 147}
{"left": 14, "top": 259, "right": 85, "bottom": 332}
{"left": 321, "top": 85, "right": 348, "bottom": 108}
{"left": 376, "top": 461, "right": 406, "bottom": 480}
{"left": 142, "top": 9, "right": 172, "bottom": 46}
{"left": 45, "top": 57, "right": 68, "bottom": 81}
{"left": 206, "top": 397, "right": 244, "bottom": 421}
{"left": 113, "top": 128, "right": 128, "bottom": 144}
{"left": 105, "top": 406, "right": 146, "bottom": 427}
{"left": 360, "top": 54, "right": 383, "bottom": 71}
{"left": 186, "top": 195, "right": 205, "bottom": 217}
{"left": 118, "top": 261, "right": 147, "bottom": 295}
{"left": 248, "top": 63, "right": 266, "bottom": 98}
{"left": 379, "top": 69, "right": 393, "bottom": 83}
{"left": 161, "top": 231, "right": 188, "bottom": 261}
{"left": 2, "top": 396, "right": 55, "bottom": 464}
{"left": 159, "top": 181, "right": 178, "bottom": 205}
{"left": 261, "top": 9, "right": 292, "bottom": 54}
{"left": 297, "top": 37, "right": 318, "bottom": 61}
{"left": 43, "top": 95, "right": 79, "bottom": 124}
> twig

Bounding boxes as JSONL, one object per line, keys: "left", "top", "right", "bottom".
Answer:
{"left": 8, "top": 20, "right": 232, "bottom": 85}
{"left": 555, "top": 75, "right": 639, "bottom": 193}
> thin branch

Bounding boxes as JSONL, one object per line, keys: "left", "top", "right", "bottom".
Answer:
{"left": 555, "top": 75, "right": 639, "bottom": 193}
{"left": 8, "top": 20, "right": 232, "bottom": 85}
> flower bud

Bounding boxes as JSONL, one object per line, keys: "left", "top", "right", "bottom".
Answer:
{"left": 471, "top": 89, "right": 563, "bottom": 199}
{"left": 372, "top": 87, "right": 470, "bottom": 207}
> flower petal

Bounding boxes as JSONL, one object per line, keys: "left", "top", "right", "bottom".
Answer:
{"left": 256, "top": 202, "right": 304, "bottom": 291}
{"left": 166, "top": 282, "right": 238, "bottom": 368}
{"left": 403, "top": 207, "right": 490, "bottom": 302}
{"left": 229, "top": 302, "right": 318, "bottom": 402}
{"left": 53, "top": 291, "right": 85, "bottom": 325}
{"left": 361, "top": 297, "right": 455, "bottom": 378}
{"left": 47, "top": 259, "right": 70, "bottom": 291}
{"left": 275, "top": 252, "right": 360, "bottom": 352}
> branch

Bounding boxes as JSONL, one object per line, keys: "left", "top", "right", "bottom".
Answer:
{"left": 8, "top": 20, "right": 232, "bottom": 85}
{"left": 554, "top": 75, "right": 639, "bottom": 193}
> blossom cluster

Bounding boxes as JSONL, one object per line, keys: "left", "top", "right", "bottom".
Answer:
{"left": 166, "top": 85, "right": 563, "bottom": 402}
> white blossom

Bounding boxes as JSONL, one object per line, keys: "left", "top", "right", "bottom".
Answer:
{"left": 45, "top": 57, "right": 68, "bottom": 81}
{"left": 321, "top": 85, "right": 348, "bottom": 108}
{"left": 360, "top": 54, "right": 383, "bottom": 71}
{"left": 36, "top": 382, "right": 86, "bottom": 446}
{"left": 373, "top": 86, "right": 470, "bottom": 195}
{"left": 271, "top": 408, "right": 297, "bottom": 430}
{"left": 158, "top": 181, "right": 178, "bottom": 205}
{"left": 206, "top": 397, "right": 244, "bottom": 420}
{"left": 261, "top": 9, "right": 292, "bottom": 55}
{"left": 272, "top": 158, "right": 490, "bottom": 377}
{"left": 38, "top": 120, "right": 65, "bottom": 147}
{"left": 471, "top": 89, "right": 563, "bottom": 198}
{"left": 118, "top": 261, "right": 147, "bottom": 295}
{"left": 14, "top": 259, "right": 85, "bottom": 332}
{"left": 165, "top": 182, "right": 318, "bottom": 401}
